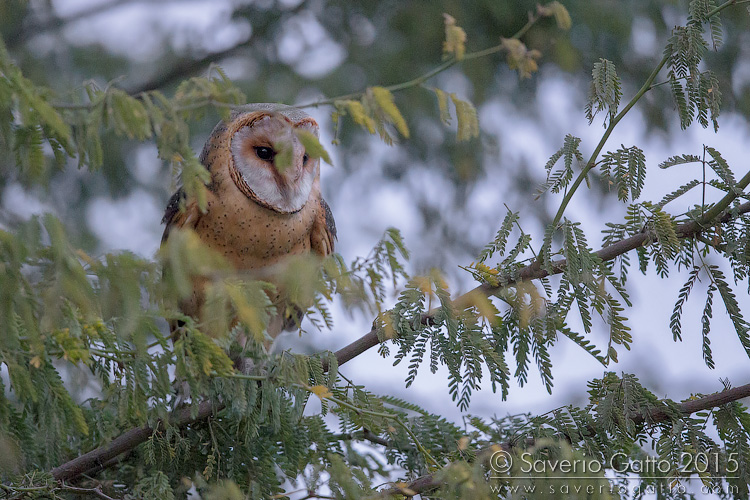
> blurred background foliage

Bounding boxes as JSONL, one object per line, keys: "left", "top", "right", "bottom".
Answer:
{"left": 3, "top": 0, "right": 749, "bottom": 270}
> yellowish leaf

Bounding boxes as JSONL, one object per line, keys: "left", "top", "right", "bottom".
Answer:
{"left": 178, "top": 155, "right": 211, "bottom": 212}
{"left": 275, "top": 143, "right": 294, "bottom": 173}
{"left": 429, "top": 268, "right": 449, "bottom": 291}
{"left": 449, "top": 94, "right": 479, "bottom": 141}
{"left": 458, "top": 436, "right": 470, "bottom": 450}
{"left": 443, "top": 14, "right": 467, "bottom": 60}
{"left": 378, "top": 312, "right": 398, "bottom": 340}
{"left": 330, "top": 110, "right": 342, "bottom": 145}
{"left": 517, "top": 281, "right": 545, "bottom": 317}
{"left": 463, "top": 290, "right": 501, "bottom": 324}
{"left": 393, "top": 482, "right": 416, "bottom": 495}
{"left": 75, "top": 249, "right": 95, "bottom": 267}
{"left": 29, "top": 356, "right": 42, "bottom": 368}
{"left": 538, "top": 1, "right": 572, "bottom": 30}
{"left": 225, "top": 283, "right": 265, "bottom": 342}
{"left": 501, "top": 38, "right": 541, "bottom": 79}
{"left": 309, "top": 385, "right": 333, "bottom": 399}
{"left": 340, "top": 99, "right": 376, "bottom": 134}
{"left": 370, "top": 86, "right": 410, "bottom": 138}
{"left": 434, "top": 87, "right": 452, "bottom": 125}
{"left": 295, "top": 129, "right": 333, "bottom": 165}
{"left": 412, "top": 275, "right": 433, "bottom": 296}
{"left": 510, "top": 282, "right": 545, "bottom": 330}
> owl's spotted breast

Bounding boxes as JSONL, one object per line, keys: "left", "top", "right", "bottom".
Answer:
{"left": 196, "top": 167, "right": 320, "bottom": 269}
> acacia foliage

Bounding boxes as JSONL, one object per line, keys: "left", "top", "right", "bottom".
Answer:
{"left": 1, "top": 1, "right": 750, "bottom": 499}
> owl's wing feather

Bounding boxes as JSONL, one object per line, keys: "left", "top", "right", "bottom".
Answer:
{"left": 161, "top": 187, "right": 205, "bottom": 336}
{"left": 280, "top": 197, "right": 336, "bottom": 333}
{"left": 161, "top": 188, "right": 202, "bottom": 243}
{"left": 310, "top": 197, "right": 337, "bottom": 257}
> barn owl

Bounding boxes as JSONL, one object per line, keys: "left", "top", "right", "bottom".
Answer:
{"left": 161, "top": 103, "right": 336, "bottom": 347}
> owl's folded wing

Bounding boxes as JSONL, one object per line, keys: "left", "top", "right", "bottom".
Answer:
{"left": 161, "top": 188, "right": 202, "bottom": 244}
{"left": 310, "top": 197, "right": 337, "bottom": 257}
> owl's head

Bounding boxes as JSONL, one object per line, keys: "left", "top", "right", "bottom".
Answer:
{"left": 226, "top": 104, "right": 319, "bottom": 214}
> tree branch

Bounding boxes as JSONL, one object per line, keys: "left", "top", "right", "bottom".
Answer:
{"left": 377, "top": 382, "right": 750, "bottom": 498}
{"left": 50, "top": 400, "right": 218, "bottom": 483}
{"left": 331, "top": 199, "right": 750, "bottom": 368}
{"left": 332, "top": 429, "right": 391, "bottom": 447}
{"left": 123, "top": 1, "right": 310, "bottom": 95}
{"left": 50, "top": 197, "right": 750, "bottom": 484}
{"left": 59, "top": 484, "right": 119, "bottom": 500}
{"left": 5, "top": 0, "right": 136, "bottom": 50}
{"left": 122, "top": 41, "right": 252, "bottom": 95}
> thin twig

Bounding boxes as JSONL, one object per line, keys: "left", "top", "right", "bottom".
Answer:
{"left": 332, "top": 429, "right": 391, "bottom": 447}
{"left": 59, "top": 484, "right": 119, "bottom": 500}
{"left": 328, "top": 197, "right": 750, "bottom": 368}
{"left": 49, "top": 4, "right": 545, "bottom": 113}
{"left": 320, "top": 390, "right": 439, "bottom": 468}
{"left": 545, "top": 55, "right": 668, "bottom": 242}
{"left": 298, "top": 10, "right": 542, "bottom": 110}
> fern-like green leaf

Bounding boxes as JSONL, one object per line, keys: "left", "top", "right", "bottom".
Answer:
{"left": 477, "top": 209, "right": 518, "bottom": 262}
{"left": 659, "top": 153, "right": 702, "bottom": 169}
{"left": 600, "top": 145, "right": 646, "bottom": 202}
{"left": 706, "top": 265, "right": 750, "bottom": 357}
{"left": 671, "top": 266, "right": 702, "bottom": 342}
{"left": 585, "top": 58, "right": 622, "bottom": 127}
{"left": 538, "top": 135, "right": 583, "bottom": 196}
{"left": 706, "top": 146, "right": 739, "bottom": 194}
{"left": 701, "top": 282, "right": 716, "bottom": 369}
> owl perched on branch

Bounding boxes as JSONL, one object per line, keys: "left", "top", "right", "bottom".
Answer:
{"left": 161, "top": 103, "right": 336, "bottom": 347}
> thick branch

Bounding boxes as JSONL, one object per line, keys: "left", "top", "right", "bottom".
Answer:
{"left": 332, "top": 326, "right": 381, "bottom": 367}
{"left": 5, "top": 0, "right": 135, "bottom": 50}
{"left": 51, "top": 199, "right": 750, "bottom": 483}
{"left": 379, "top": 382, "right": 750, "bottom": 498}
{"left": 332, "top": 200, "right": 750, "bottom": 366}
{"left": 670, "top": 382, "right": 750, "bottom": 417}
{"left": 123, "top": 1, "right": 309, "bottom": 95}
{"left": 123, "top": 41, "right": 251, "bottom": 95}
{"left": 50, "top": 400, "right": 217, "bottom": 483}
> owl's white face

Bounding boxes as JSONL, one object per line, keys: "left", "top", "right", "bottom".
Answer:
{"left": 229, "top": 110, "right": 319, "bottom": 214}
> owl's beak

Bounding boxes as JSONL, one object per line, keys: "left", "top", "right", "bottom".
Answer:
{"left": 293, "top": 163, "right": 305, "bottom": 182}
{"left": 274, "top": 160, "right": 304, "bottom": 191}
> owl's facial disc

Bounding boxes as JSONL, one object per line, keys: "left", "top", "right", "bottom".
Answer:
{"left": 230, "top": 114, "right": 319, "bottom": 214}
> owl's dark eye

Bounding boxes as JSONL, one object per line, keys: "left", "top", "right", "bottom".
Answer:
{"left": 302, "top": 153, "right": 309, "bottom": 164}
{"left": 254, "top": 146, "right": 275, "bottom": 162}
